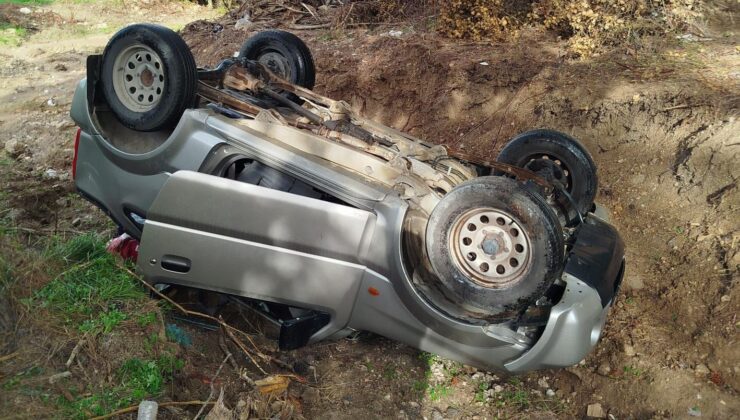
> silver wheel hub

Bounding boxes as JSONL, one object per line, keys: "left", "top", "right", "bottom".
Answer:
{"left": 449, "top": 208, "right": 532, "bottom": 288}
{"left": 112, "top": 44, "right": 165, "bottom": 112}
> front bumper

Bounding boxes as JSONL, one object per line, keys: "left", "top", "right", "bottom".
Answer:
{"left": 506, "top": 212, "right": 625, "bottom": 372}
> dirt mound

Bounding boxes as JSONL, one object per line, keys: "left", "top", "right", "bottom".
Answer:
{"left": 0, "top": 4, "right": 63, "bottom": 31}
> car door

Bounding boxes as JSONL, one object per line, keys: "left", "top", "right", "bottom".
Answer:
{"left": 137, "top": 170, "right": 379, "bottom": 338}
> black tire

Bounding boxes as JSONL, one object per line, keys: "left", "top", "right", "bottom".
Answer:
{"left": 238, "top": 30, "right": 316, "bottom": 90}
{"left": 100, "top": 24, "right": 197, "bottom": 132}
{"left": 497, "top": 129, "right": 598, "bottom": 215}
{"left": 425, "top": 176, "right": 564, "bottom": 317}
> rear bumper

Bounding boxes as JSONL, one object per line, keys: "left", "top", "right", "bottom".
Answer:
{"left": 506, "top": 214, "right": 625, "bottom": 372}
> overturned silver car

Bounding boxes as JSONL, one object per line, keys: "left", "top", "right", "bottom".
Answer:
{"left": 70, "top": 24, "right": 625, "bottom": 372}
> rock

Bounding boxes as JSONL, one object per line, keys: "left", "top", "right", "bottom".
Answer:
{"left": 597, "top": 362, "right": 611, "bottom": 376}
{"left": 445, "top": 407, "right": 460, "bottom": 418}
{"left": 479, "top": 61, "right": 489, "bottom": 66}
{"left": 4, "top": 139, "right": 26, "bottom": 158}
{"left": 234, "top": 14, "right": 254, "bottom": 31}
{"left": 546, "top": 389, "right": 556, "bottom": 397}
{"left": 46, "top": 98, "right": 57, "bottom": 107}
{"left": 301, "top": 387, "right": 319, "bottom": 404}
{"left": 624, "top": 274, "right": 645, "bottom": 290}
{"left": 431, "top": 409, "right": 444, "bottom": 420}
{"left": 387, "top": 30, "right": 403, "bottom": 37}
{"left": 624, "top": 344, "right": 636, "bottom": 357}
{"left": 54, "top": 63, "right": 68, "bottom": 72}
{"left": 408, "top": 401, "right": 419, "bottom": 409}
{"left": 43, "top": 168, "right": 58, "bottom": 179}
{"left": 720, "top": 295, "right": 730, "bottom": 303}
{"left": 537, "top": 377, "right": 549, "bottom": 389}
{"left": 384, "top": 394, "right": 391, "bottom": 401}
{"left": 19, "top": 7, "right": 32, "bottom": 14}
{"left": 493, "top": 385, "right": 503, "bottom": 393}
{"left": 694, "top": 364, "right": 710, "bottom": 376}
{"left": 587, "top": 403, "right": 607, "bottom": 418}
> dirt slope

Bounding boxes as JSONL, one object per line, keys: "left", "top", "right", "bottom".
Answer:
{"left": 0, "top": 1, "right": 737, "bottom": 418}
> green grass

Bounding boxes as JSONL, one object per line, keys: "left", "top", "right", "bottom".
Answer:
{"left": 60, "top": 355, "right": 184, "bottom": 418}
{"left": 1, "top": 366, "right": 43, "bottom": 391}
{"left": 623, "top": 365, "right": 644, "bottom": 377}
{"left": 0, "top": 23, "right": 28, "bottom": 47}
{"left": 474, "top": 381, "right": 488, "bottom": 403}
{"left": 33, "top": 233, "right": 145, "bottom": 331}
{"left": 428, "top": 383, "right": 451, "bottom": 401}
{"left": 498, "top": 389, "right": 531, "bottom": 408}
{"left": 137, "top": 312, "right": 157, "bottom": 327}
{"left": 383, "top": 365, "right": 398, "bottom": 380}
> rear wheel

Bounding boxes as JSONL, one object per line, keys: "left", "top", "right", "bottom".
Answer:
{"left": 497, "top": 129, "right": 598, "bottom": 215}
{"left": 100, "top": 24, "right": 197, "bottom": 132}
{"left": 238, "top": 30, "right": 316, "bottom": 90}
{"left": 425, "top": 176, "right": 564, "bottom": 319}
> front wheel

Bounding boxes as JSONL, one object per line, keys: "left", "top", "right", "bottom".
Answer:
{"left": 425, "top": 176, "right": 564, "bottom": 319}
{"left": 100, "top": 24, "right": 197, "bottom": 132}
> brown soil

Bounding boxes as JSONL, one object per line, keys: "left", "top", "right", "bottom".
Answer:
{"left": 1, "top": 1, "right": 738, "bottom": 419}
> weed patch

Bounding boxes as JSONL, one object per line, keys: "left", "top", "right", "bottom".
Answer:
{"left": 34, "top": 234, "right": 145, "bottom": 330}
{"left": 60, "top": 355, "right": 184, "bottom": 418}
{"left": 0, "top": 23, "right": 27, "bottom": 46}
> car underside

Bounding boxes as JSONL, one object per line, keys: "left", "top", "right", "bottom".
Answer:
{"left": 70, "top": 24, "right": 625, "bottom": 372}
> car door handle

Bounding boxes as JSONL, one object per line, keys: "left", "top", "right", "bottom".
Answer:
{"left": 161, "top": 255, "right": 191, "bottom": 273}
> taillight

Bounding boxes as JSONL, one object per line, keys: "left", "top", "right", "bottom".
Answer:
{"left": 72, "top": 128, "right": 81, "bottom": 180}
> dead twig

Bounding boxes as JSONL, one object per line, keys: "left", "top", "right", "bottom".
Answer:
{"left": 224, "top": 321, "right": 268, "bottom": 375}
{"left": 0, "top": 351, "right": 19, "bottom": 362}
{"left": 288, "top": 23, "right": 331, "bottom": 29}
{"left": 90, "top": 401, "right": 215, "bottom": 420}
{"left": 48, "top": 371, "right": 72, "bottom": 384}
{"left": 192, "top": 353, "right": 231, "bottom": 420}
{"left": 218, "top": 335, "right": 240, "bottom": 373}
{"left": 65, "top": 336, "right": 86, "bottom": 368}
{"left": 119, "top": 265, "right": 269, "bottom": 374}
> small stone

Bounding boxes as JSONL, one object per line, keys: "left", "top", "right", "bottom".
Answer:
{"left": 546, "top": 389, "right": 556, "bottom": 397}
{"left": 493, "top": 385, "right": 503, "bottom": 393}
{"left": 624, "top": 275, "right": 645, "bottom": 290}
{"left": 537, "top": 377, "right": 549, "bottom": 389}
{"left": 47, "top": 98, "right": 57, "bottom": 107}
{"left": 446, "top": 407, "right": 460, "bottom": 418}
{"left": 387, "top": 30, "right": 403, "bottom": 37}
{"left": 720, "top": 295, "right": 730, "bottom": 303}
{"left": 384, "top": 394, "right": 391, "bottom": 401}
{"left": 694, "top": 364, "right": 710, "bottom": 376}
{"left": 624, "top": 344, "right": 636, "bottom": 357}
{"left": 587, "top": 403, "right": 607, "bottom": 418}
{"left": 43, "top": 168, "right": 58, "bottom": 179}
{"left": 479, "top": 61, "right": 489, "bottom": 66}
{"left": 54, "top": 63, "right": 68, "bottom": 72}
{"left": 431, "top": 409, "right": 444, "bottom": 420}
{"left": 301, "top": 387, "right": 319, "bottom": 404}
{"left": 19, "top": 7, "right": 32, "bottom": 14}
{"left": 4, "top": 139, "right": 26, "bottom": 158}
{"left": 597, "top": 362, "right": 611, "bottom": 376}
{"left": 408, "top": 401, "right": 419, "bottom": 409}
